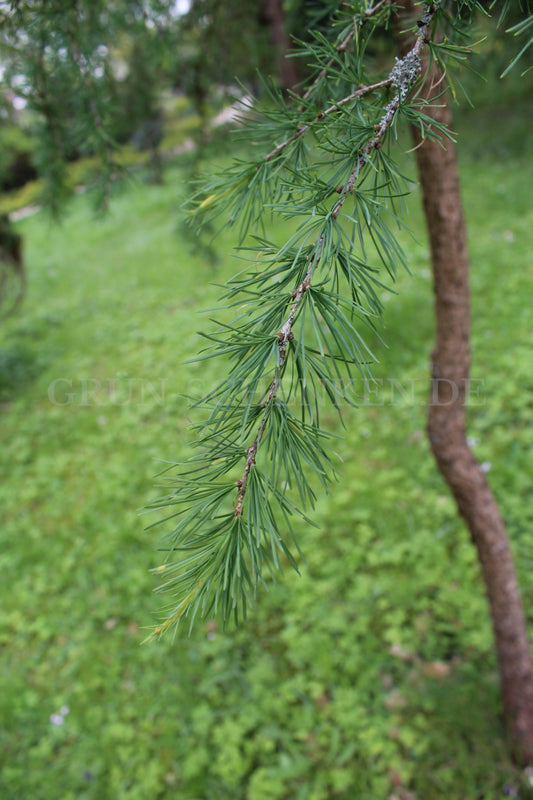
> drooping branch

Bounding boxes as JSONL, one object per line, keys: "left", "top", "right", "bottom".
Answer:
{"left": 264, "top": 1, "right": 399, "bottom": 163}
{"left": 232, "top": 2, "right": 438, "bottom": 521}
{"left": 148, "top": 2, "right": 447, "bottom": 635}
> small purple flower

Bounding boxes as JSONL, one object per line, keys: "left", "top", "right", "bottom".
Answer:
{"left": 49, "top": 705, "right": 70, "bottom": 726}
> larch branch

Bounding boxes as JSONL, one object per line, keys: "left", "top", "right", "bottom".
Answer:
{"left": 234, "top": 2, "right": 438, "bottom": 519}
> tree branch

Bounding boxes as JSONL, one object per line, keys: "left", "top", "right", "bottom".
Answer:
{"left": 233, "top": 3, "right": 438, "bottom": 520}
{"left": 264, "top": 1, "right": 396, "bottom": 163}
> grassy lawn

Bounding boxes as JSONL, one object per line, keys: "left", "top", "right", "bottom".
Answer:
{"left": 1, "top": 103, "right": 533, "bottom": 799}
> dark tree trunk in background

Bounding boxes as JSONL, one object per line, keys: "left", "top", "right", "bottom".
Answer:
{"left": 396, "top": 1, "right": 533, "bottom": 764}
{"left": 0, "top": 213, "right": 25, "bottom": 317}
{"left": 263, "top": 0, "right": 299, "bottom": 91}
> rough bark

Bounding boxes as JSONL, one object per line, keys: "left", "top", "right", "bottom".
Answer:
{"left": 395, "top": 1, "right": 533, "bottom": 764}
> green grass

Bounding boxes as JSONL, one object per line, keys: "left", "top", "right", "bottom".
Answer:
{"left": 1, "top": 111, "right": 533, "bottom": 800}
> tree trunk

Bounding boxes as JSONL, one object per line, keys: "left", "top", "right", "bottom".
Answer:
{"left": 263, "top": 0, "right": 299, "bottom": 92}
{"left": 395, "top": 1, "right": 533, "bottom": 764}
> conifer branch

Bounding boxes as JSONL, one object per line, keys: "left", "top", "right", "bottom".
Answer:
{"left": 148, "top": 1, "right": 442, "bottom": 633}
{"left": 231, "top": 2, "right": 437, "bottom": 524}
{"left": 264, "top": 0, "right": 397, "bottom": 164}
{"left": 265, "top": 1, "right": 435, "bottom": 163}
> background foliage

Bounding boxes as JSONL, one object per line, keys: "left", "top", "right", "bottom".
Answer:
{"left": 1, "top": 85, "right": 533, "bottom": 795}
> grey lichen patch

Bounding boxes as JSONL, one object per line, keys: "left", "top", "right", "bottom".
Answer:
{"left": 377, "top": 49, "right": 423, "bottom": 131}
{"left": 390, "top": 52, "right": 422, "bottom": 102}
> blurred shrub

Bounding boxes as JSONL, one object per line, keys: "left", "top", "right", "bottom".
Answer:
{"left": 0, "top": 125, "right": 38, "bottom": 192}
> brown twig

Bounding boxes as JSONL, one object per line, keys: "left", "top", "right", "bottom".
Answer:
{"left": 300, "top": 0, "right": 392, "bottom": 105}
{"left": 264, "top": 78, "right": 393, "bottom": 162}
{"left": 364, "top": 0, "right": 393, "bottom": 16}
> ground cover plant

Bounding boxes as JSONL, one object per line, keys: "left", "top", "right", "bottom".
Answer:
{"left": 141, "top": 0, "right": 533, "bottom": 761}
{"left": 0, "top": 78, "right": 533, "bottom": 797}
